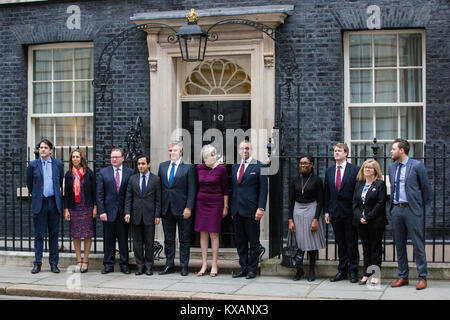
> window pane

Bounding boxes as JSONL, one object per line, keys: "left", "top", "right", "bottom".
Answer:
{"left": 75, "top": 81, "right": 93, "bottom": 113}
{"left": 55, "top": 117, "right": 75, "bottom": 146}
{"left": 54, "top": 49, "right": 73, "bottom": 80}
{"left": 374, "top": 34, "right": 397, "bottom": 67}
{"left": 33, "top": 50, "right": 52, "bottom": 81}
{"left": 409, "top": 142, "right": 424, "bottom": 159}
{"left": 54, "top": 82, "right": 73, "bottom": 113}
{"left": 399, "top": 33, "right": 422, "bottom": 67}
{"left": 74, "top": 48, "right": 93, "bottom": 79}
{"left": 400, "top": 69, "right": 422, "bottom": 102}
{"left": 349, "top": 35, "right": 372, "bottom": 68}
{"left": 376, "top": 107, "right": 398, "bottom": 139}
{"left": 350, "top": 70, "right": 372, "bottom": 103}
{"left": 375, "top": 69, "right": 397, "bottom": 102}
{"left": 351, "top": 107, "right": 373, "bottom": 140}
{"left": 400, "top": 106, "right": 423, "bottom": 140}
{"left": 34, "top": 118, "right": 53, "bottom": 142}
{"left": 33, "top": 83, "right": 51, "bottom": 113}
{"left": 76, "top": 117, "right": 93, "bottom": 146}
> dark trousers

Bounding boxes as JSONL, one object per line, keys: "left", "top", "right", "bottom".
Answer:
{"left": 233, "top": 214, "right": 261, "bottom": 274}
{"left": 103, "top": 217, "right": 129, "bottom": 269}
{"left": 391, "top": 206, "right": 427, "bottom": 280}
{"left": 33, "top": 196, "right": 59, "bottom": 266}
{"left": 331, "top": 215, "right": 359, "bottom": 275}
{"left": 131, "top": 221, "right": 155, "bottom": 270}
{"left": 358, "top": 224, "right": 384, "bottom": 276}
{"left": 161, "top": 207, "right": 191, "bottom": 268}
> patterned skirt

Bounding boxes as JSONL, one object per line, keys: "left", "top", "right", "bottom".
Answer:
{"left": 293, "top": 201, "right": 326, "bottom": 251}
{"left": 69, "top": 205, "right": 94, "bottom": 239}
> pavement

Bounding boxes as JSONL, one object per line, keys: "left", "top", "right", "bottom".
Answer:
{"left": 0, "top": 265, "right": 448, "bottom": 300}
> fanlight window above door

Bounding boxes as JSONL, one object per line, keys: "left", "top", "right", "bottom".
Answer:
{"left": 183, "top": 59, "right": 251, "bottom": 96}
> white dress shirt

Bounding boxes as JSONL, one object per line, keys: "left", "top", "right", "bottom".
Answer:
{"left": 114, "top": 165, "right": 123, "bottom": 186}
{"left": 167, "top": 157, "right": 182, "bottom": 181}
{"left": 236, "top": 156, "right": 253, "bottom": 180}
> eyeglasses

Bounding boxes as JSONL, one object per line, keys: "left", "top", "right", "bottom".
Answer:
{"left": 299, "top": 162, "right": 312, "bottom": 166}
{"left": 364, "top": 167, "right": 375, "bottom": 170}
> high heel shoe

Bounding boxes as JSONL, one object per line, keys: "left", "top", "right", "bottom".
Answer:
{"left": 74, "top": 261, "right": 82, "bottom": 273}
{"left": 80, "top": 260, "right": 89, "bottom": 273}
{"left": 359, "top": 276, "right": 369, "bottom": 285}
{"left": 210, "top": 268, "right": 218, "bottom": 277}
{"left": 197, "top": 268, "right": 208, "bottom": 277}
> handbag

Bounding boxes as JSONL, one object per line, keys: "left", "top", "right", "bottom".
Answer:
{"left": 281, "top": 231, "right": 303, "bottom": 268}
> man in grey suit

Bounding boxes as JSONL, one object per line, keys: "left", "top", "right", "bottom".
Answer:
{"left": 125, "top": 155, "right": 161, "bottom": 276}
{"left": 389, "top": 138, "right": 431, "bottom": 290}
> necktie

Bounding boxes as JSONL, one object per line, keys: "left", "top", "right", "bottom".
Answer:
{"left": 395, "top": 163, "right": 403, "bottom": 203}
{"left": 141, "top": 174, "right": 146, "bottom": 196}
{"left": 43, "top": 161, "right": 50, "bottom": 197}
{"left": 336, "top": 165, "right": 341, "bottom": 192}
{"left": 115, "top": 168, "right": 120, "bottom": 192}
{"left": 168, "top": 163, "right": 175, "bottom": 187}
{"left": 238, "top": 161, "right": 246, "bottom": 184}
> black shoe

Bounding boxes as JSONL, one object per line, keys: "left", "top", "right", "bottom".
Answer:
{"left": 31, "top": 265, "right": 41, "bottom": 274}
{"left": 330, "top": 272, "right": 347, "bottom": 282}
{"left": 120, "top": 266, "right": 131, "bottom": 274}
{"left": 293, "top": 268, "right": 304, "bottom": 281}
{"left": 101, "top": 267, "right": 114, "bottom": 274}
{"left": 246, "top": 271, "right": 256, "bottom": 279}
{"left": 135, "top": 268, "right": 144, "bottom": 276}
{"left": 350, "top": 273, "right": 358, "bottom": 283}
{"left": 50, "top": 264, "right": 60, "bottom": 273}
{"left": 159, "top": 266, "right": 175, "bottom": 275}
{"left": 146, "top": 268, "right": 153, "bottom": 276}
{"left": 232, "top": 269, "right": 247, "bottom": 278}
{"left": 181, "top": 266, "right": 189, "bottom": 276}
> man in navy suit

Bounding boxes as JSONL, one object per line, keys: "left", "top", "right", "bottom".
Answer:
{"left": 27, "top": 139, "right": 64, "bottom": 274}
{"left": 389, "top": 138, "right": 431, "bottom": 290}
{"left": 324, "top": 143, "right": 360, "bottom": 283}
{"left": 97, "top": 148, "right": 134, "bottom": 274}
{"left": 158, "top": 141, "right": 197, "bottom": 276}
{"left": 231, "top": 140, "right": 268, "bottom": 279}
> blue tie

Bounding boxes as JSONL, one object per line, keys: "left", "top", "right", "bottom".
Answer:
{"left": 141, "top": 174, "right": 146, "bottom": 196}
{"left": 395, "top": 163, "right": 403, "bottom": 203}
{"left": 168, "top": 163, "right": 175, "bottom": 187}
{"left": 43, "top": 161, "right": 51, "bottom": 197}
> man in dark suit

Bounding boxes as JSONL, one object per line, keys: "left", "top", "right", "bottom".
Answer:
{"left": 124, "top": 155, "right": 161, "bottom": 276}
{"left": 27, "top": 139, "right": 64, "bottom": 274}
{"left": 324, "top": 142, "right": 360, "bottom": 283}
{"left": 231, "top": 140, "right": 268, "bottom": 279}
{"left": 389, "top": 138, "right": 431, "bottom": 290}
{"left": 97, "top": 148, "right": 134, "bottom": 274}
{"left": 158, "top": 141, "right": 197, "bottom": 276}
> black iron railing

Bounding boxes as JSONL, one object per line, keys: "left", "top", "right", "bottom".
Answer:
{"left": 269, "top": 142, "right": 449, "bottom": 263}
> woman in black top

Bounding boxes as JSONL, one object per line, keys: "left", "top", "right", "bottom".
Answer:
{"left": 352, "top": 159, "right": 387, "bottom": 285}
{"left": 289, "top": 155, "right": 326, "bottom": 281}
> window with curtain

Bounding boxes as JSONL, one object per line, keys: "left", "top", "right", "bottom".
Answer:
{"left": 344, "top": 31, "right": 425, "bottom": 165}
{"left": 29, "top": 43, "right": 94, "bottom": 162}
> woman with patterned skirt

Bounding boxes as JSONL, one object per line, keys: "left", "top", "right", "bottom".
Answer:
{"left": 64, "top": 149, "right": 97, "bottom": 273}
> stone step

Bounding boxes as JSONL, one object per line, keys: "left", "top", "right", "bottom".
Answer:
{"left": 260, "top": 257, "right": 450, "bottom": 280}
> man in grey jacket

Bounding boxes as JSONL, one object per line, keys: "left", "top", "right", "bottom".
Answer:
{"left": 389, "top": 138, "right": 431, "bottom": 290}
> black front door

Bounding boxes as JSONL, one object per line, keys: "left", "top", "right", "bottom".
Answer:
{"left": 182, "top": 100, "right": 251, "bottom": 248}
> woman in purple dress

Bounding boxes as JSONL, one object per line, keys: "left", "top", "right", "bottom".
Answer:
{"left": 195, "top": 144, "right": 229, "bottom": 277}
{"left": 64, "top": 149, "right": 97, "bottom": 273}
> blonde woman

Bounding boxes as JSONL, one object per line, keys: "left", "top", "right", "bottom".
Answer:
{"left": 352, "top": 159, "right": 387, "bottom": 285}
{"left": 194, "top": 145, "right": 229, "bottom": 277}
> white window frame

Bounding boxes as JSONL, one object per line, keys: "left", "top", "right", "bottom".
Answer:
{"left": 27, "top": 42, "right": 94, "bottom": 159}
{"left": 344, "top": 29, "right": 426, "bottom": 154}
